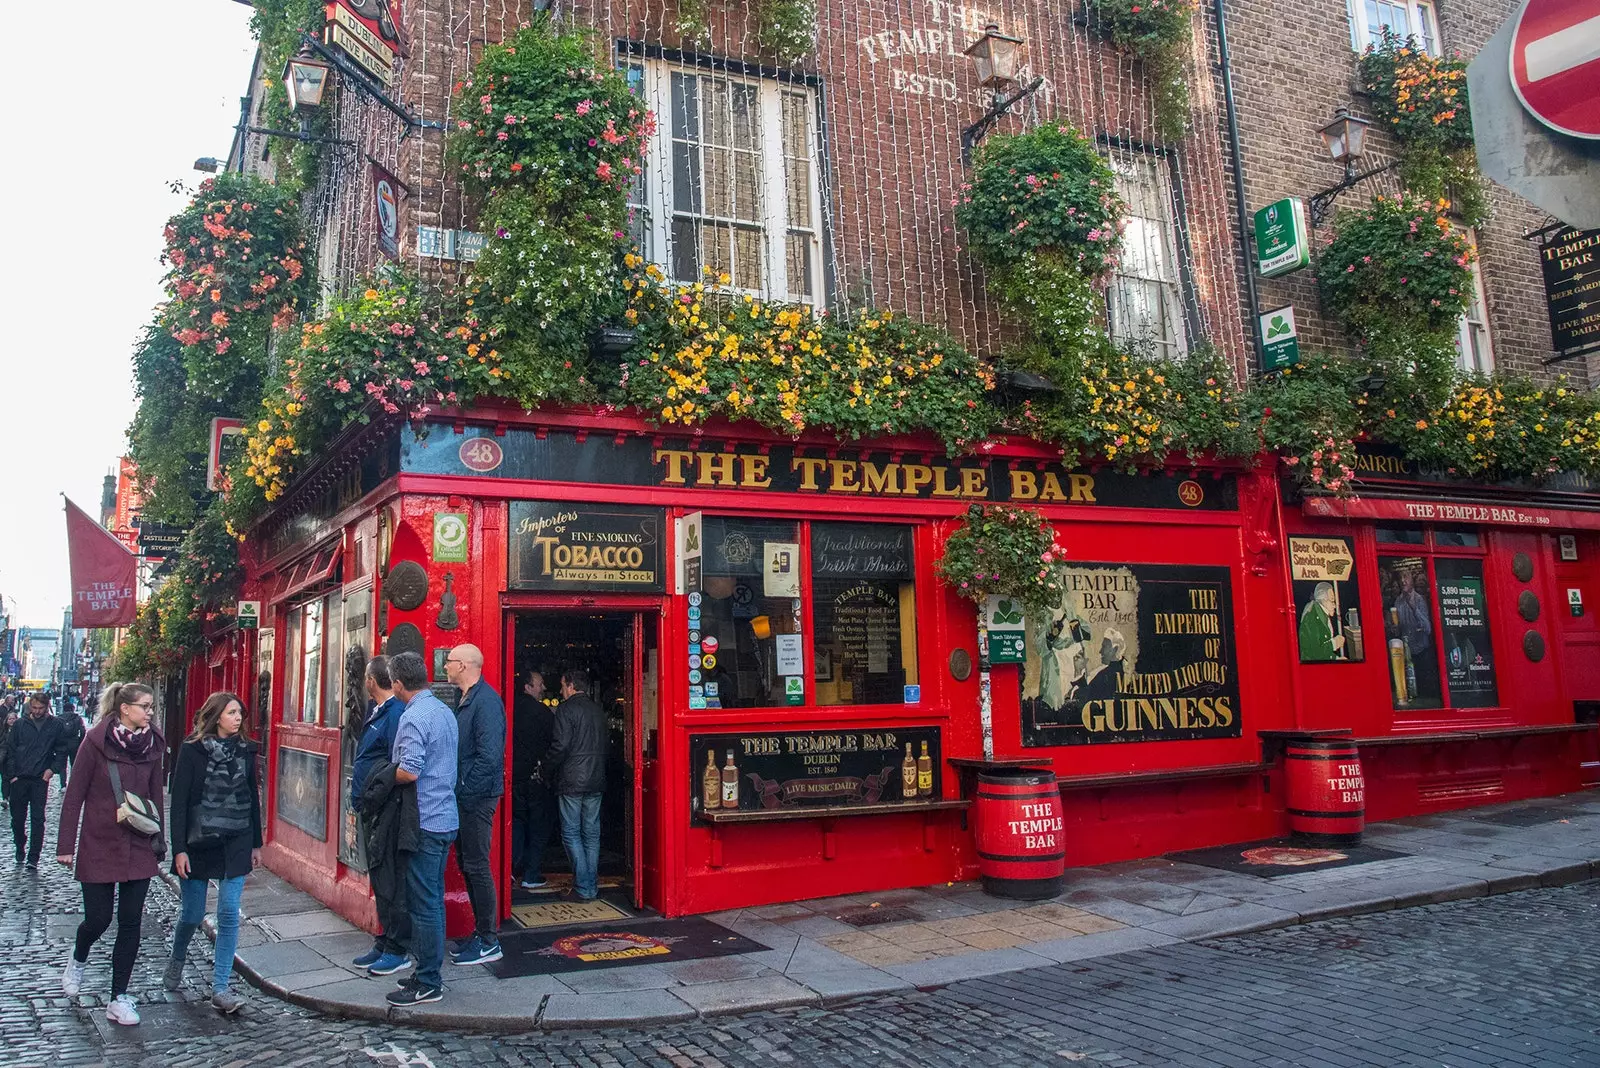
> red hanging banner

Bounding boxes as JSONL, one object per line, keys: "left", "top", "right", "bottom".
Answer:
{"left": 64, "top": 497, "right": 138, "bottom": 627}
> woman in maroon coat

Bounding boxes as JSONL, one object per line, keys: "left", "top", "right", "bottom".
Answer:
{"left": 56, "top": 682, "right": 166, "bottom": 1027}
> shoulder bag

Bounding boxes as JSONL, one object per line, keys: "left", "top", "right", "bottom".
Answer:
{"left": 107, "top": 761, "right": 163, "bottom": 837}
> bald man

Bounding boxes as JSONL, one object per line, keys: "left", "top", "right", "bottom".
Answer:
{"left": 444, "top": 643, "right": 506, "bottom": 965}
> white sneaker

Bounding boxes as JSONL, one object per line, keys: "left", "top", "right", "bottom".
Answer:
{"left": 106, "top": 994, "right": 140, "bottom": 1026}
{"left": 62, "top": 958, "right": 86, "bottom": 996}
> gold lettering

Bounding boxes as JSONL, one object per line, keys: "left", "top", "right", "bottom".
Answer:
{"left": 739, "top": 454, "right": 772, "bottom": 488}
{"left": 860, "top": 461, "right": 900, "bottom": 495}
{"left": 902, "top": 464, "right": 934, "bottom": 496}
{"left": 792, "top": 457, "right": 828, "bottom": 491}
{"left": 931, "top": 466, "right": 962, "bottom": 497}
{"left": 696, "top": 452, "right": 738, "bottom": 487}
{"left": 962, "top": 466, "right": 989, "bottom": 498}
{"left": 654, "top": 449, "right": 693, "bottom": 485}
{"left": 829, "top": 459, "right": 861, "bottom": 493}
{"left": 1037, "top": 473, "right": 1067, "bottom": 502}
{"left": 1069, "top": 473, "right": 1097, "bottom": 503}
{"left": 1009, "top": 470, "right": 1038, "bottom": 501}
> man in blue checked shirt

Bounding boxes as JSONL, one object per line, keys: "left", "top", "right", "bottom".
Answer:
{"left": 385, "top": 651, "right": 458, "bottom": 1007}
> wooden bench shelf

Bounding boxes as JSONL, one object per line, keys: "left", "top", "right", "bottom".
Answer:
{"left": 947, "top": 757, "right": 1055, "bottom": 770}
{"left": 1056, "top": 761, "right": 1270, "bottom": 791}
{"left": 701, "top": 799, "right": 971, "bottom": 824}
{"left": 1354, "top": 723, "right": 1597, "bottom": 748}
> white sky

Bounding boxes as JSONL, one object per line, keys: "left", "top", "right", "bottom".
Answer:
{"left": 0, "top": 1, "right": 256, "bottom": 631}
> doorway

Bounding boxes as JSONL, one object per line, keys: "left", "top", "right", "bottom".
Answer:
{"left": 505, "top": 610, "right": 658, "bottom": 911}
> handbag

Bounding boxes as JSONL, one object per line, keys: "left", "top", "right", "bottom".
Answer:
{"left": 107, "top": 762, "right": 163, "bottom": 837}
{"left": 186, "top": 804, "right": 232, "bottom": 850}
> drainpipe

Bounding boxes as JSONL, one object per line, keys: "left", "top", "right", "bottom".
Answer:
{"left": 1212, "top": 0, "right": 1263, "bottom": 372}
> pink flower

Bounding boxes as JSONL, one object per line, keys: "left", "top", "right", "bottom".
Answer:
{"left": 497, "top": 131, "right": 509, "bottom": 141}
{"left": 596, "top": 161, "right": 613, "bottom": 180}
{"left": 504, "top": 114, "right": 516, "bottom": 124}
{"left": 576, "top": 99, "right": 593, "bottom": 116}
{"left": 333, "top": 378, "right": 351, "bottom": 393}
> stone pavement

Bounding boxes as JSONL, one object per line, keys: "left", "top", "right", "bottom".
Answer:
{"left": 202, "top": 788, "right": 1600, "bottom": 1030}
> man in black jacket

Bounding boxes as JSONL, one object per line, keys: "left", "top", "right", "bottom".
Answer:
{"left": 546, "top": 668, "right": 607, "bottom": 902}
{"left": 56, "top": 700, "right": 86, "bottom": 786}
{"left": 511, "top": 668, "right": 556, "bottom": 890}
{"left": 2, "top": 693, "right": 67, "bottom": 869}
{"left": 443, "top": 644, "right": 505, "bottom": 965}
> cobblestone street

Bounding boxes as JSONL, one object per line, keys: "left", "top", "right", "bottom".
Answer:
{"left": 2, "top": 789, "right": 1597, "bottom": 1068}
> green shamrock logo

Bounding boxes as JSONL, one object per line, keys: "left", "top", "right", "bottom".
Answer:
{"left": 993, "top": 599, "right": 1023, "bottom": 625}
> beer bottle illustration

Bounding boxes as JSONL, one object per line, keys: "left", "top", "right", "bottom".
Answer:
{"left": 901, "top": 743, "right": 917, "bottom": 798}
{"left": 917, "top": 741, "right": 934, "bottom": 797}
{"left": 720, "top": 749, "right": 740, "bottom": 808}
{"left": 702, "top": 749, "right": 721, "bottom": 811}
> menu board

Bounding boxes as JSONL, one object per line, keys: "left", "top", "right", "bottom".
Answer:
{"left": 811, "top": 524, "right": 913, "bottom": 578}
{"left": 689, "top": 726, "right": 942, "bottom": 821}
{"left": 1435, "top": 558, "right": 1498, "bottom": 707}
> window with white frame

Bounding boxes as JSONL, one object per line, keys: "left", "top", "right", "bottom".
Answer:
{"left": 1454, "top": 228, "right": 1493, "bottom": 374}
{"left": 1349, "top": 0, "right": 1440, "bottom": 55}
{"left": 1108, "top": 150, "right": 1187, "bottom": 360}
{"left": 625, "top": 60, "right": 824, "bottom": 304}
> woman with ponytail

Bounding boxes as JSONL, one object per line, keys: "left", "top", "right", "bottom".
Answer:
{"left": 57, "top": 682, "right": 166, "bottom": 1026}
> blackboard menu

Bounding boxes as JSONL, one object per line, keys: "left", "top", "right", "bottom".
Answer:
{"left": 689, "top": 726, "right": 941, "bottom": 821}
{"left": 810, "top": 523, "right": 914, "bottom": 578}
{"left": 1436, "top": 558, "right": 1498, "bottom": 707}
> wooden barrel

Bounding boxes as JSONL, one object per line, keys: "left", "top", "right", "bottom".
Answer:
{"left": 975, "top": 769, "right": 1065, "bottom": 899}
{"left": 1285, "top": 739, "right": 1365, "bottom": 845}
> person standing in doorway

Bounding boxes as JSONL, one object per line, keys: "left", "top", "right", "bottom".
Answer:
{"left": 545, "top": 668, "right": 606, "bottom": 902}
{"left": 511, "top": 669, "right": 557, "bottom": 891}
{"left": 164, "top": 692, "right": 262, "bottom": 1014}
{"left": 443, "top": 643, "right": 505, "bottom": 966}
{"left": 3, "top": 692, "right": 68, "bottom": 870}
{"left": 385, "top": 652, "right": 457, "bottom": 1007}
{"left": 350, "top": 655, "right": 411, "bottom": 973}
{"left": 57, "top": 683, "right": 166, "bottom": 1026}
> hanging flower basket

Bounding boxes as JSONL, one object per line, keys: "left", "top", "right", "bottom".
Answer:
{"left": 936, "top": 503, "right": 1065, "bottom": 611}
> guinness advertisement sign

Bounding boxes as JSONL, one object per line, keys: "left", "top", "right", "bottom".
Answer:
{"left": 1020, "top": 563, "right": 1241, "bottom": 746}
{"left": 508, "top": 502, "right": 665, "bottom": 592}
{"left": 405, "top": 428, "right": 1237, "bottom": 511}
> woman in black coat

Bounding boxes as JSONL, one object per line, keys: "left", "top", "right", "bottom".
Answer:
{"left": 163, "top": 692, "right": 262, "bottom": 1014}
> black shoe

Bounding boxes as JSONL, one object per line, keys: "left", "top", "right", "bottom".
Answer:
{"left": 395, "top": 973, "right": 420, "bottom": 990}
{"left": 386, "top": 984, "right": 443, "bottom": 1006}
{"left": 25, "top": 862, "right": 37, "bottom": 873}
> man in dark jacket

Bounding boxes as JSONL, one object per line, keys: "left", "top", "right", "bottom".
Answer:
{"left": 2, "top": 693, "right": 67, "bottom": 869}
{"left": 56, "top": 702, "right": 86, "bottom": 786}
{"left": 351, "top": 655, "right": 410, "bottom": 973}
{"left": 444, "top": 643, "right": 505, "bottom": 965}
{"left": 546, "top": 668, "right": 607, "bottom": 902}
{"left": 511, "top": 669, "right": 556, "bottom": 890}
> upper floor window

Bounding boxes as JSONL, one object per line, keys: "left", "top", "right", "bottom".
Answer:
{"left": 627, "top": 60, "right": 824, "bottom": 305}
{"left": 1108, "top": 150, "right": 1187, "bottom": 360}
{"left": 1454, "top": 228, "right": 1493, "bottom": 375}
{"left": 1350, "top": 0, "right": 1441, "bottom": 55}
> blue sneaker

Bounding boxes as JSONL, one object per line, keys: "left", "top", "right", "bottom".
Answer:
{"left": 367, "top": 953, "right": 413, "bottom": 976}
{"left": 452, "top": 937, "right": 502, "bottom": 966}
{"left": 352, "top": 946, "right": 385, "bottom": 968}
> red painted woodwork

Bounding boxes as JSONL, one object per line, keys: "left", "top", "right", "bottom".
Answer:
{"left": 1284, "top": 740, "right": 1365, "bottom": 844}
{"left": 975, "top": 770, "right": 1066, "bottom": 899}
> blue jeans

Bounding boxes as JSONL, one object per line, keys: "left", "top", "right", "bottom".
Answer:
{"left": 406, "top": 830, "right": 456, "bottom": 989}
{"left": 173, "top": 874, "right": 246, "bottom": 993}
{"left": 558, "top": 793, "right": 602, "bottom": 900}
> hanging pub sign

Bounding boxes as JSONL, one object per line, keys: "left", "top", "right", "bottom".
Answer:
{"left": 323, "top": 1, "right": 400, "bottom": 87}
{"left": 405, "top": 430, "right": 1239, "bottom": 510}
{"left": 1259, "top": 305, "right": 1302, "bottom": 372}
{"left": 508, "top": 502, "right": 665, "bottom": 592}
{"left": 1255, "top": 196, "right": 1310, "bottom": 278}
{"left": 1288, "top": 536, "right": 1364, "bottom": 663}
{"left": 371, "top": 163, "right": 402, "bottom": 260}
{"left": 1020, "top": 563, "right": 1241, "bottom": 747}
{"left": 690, "top": 726, "right": 942, "bottom": 821}
{"left": 1540, "top": 226, "right": 1600, "bottom": 360}
{"left": 983, "top": 595, "right": 1027, "bottom": 664}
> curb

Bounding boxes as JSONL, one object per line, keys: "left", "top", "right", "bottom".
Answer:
{"left": 174, "top": 858, "right": 1600, "bottom": 1031}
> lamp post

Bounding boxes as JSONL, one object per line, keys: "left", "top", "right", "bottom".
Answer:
{"left": 960, "top": 24, "right": 1045, "bottom": 165}
{"left": 1307, "top": 107, "right": 1396, "bottom": 227}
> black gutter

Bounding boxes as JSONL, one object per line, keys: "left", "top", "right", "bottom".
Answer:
{"left": 1212, "top": 0, "right": 1263, "bottom": 369}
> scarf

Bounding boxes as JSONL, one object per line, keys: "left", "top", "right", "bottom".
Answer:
{"left": 196, "top": 736, "right": 254, "bottom": 840}
{"left": 107, "top": 721, "right": 156, "bottom": 759}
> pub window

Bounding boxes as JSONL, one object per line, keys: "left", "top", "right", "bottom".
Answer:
{"left": 810, "top": 523, "right": 918, "bottom": 707}
{"left": 282, "top": 605, "right": 303, "bottom": 723}
{"left": 1376, "top": 525, "right": 1497, "bottom": 712}
{"left": 698, "top": 516, "right": 803, "bottom": 709}
{"left": 1454, "top": 229, "right": 1494, "bottom": 375}
{"left": 1108, "top": 150, "right": 1187, "bottom": 360}
{"left": 1348, "top": 0, "right": 1441, "bottom": 55}
{"left": 631, "top": 59, "right": 824, "bottom": 303}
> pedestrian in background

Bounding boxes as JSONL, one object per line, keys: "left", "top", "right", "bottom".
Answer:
{"left": 57, "top": 699, "right": 86, "bottom": 787}
{"left": 511, "top": 668, "right": 556, "bottom": 891}
{"left": 3, "top": 692, "right": 68, "bottom": 870}
{"left": 443, "top": 644, "right": 505, "bottom": 966}
{"left": 350, "top": 655, "right": 411, "bottom": 974}
{"left": 57, "top": 683, "right": 166, "bottom": 1027}
{"left": 163, "top": 692, "right": 262, "bottom": 1014}
{"left": 546, "top": 668, "right": 606, "bottom": 903}
{"left": 385, "top": 652, "right": 457, "bottom": 1007}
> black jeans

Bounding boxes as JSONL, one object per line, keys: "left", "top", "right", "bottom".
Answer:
{"left": 362, "top": 825, "right": 411, "bottom": 955}
{"left": 512, "top": 780, "right": 558, "bottom": 882}
{"left": 8, "top": 777, "right": 48, "bottom": 863}
{"left": 77, "top": 880, "right": 151, "bottom": 997}
{"left": 455, "top": 796, "right": 499, "bottom": 941}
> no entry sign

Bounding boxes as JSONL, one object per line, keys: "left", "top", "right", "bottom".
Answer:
{"left": 1511, "top": 0, "right": 1600, "bottom": 139}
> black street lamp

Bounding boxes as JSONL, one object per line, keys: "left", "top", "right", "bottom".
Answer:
{"left": 960, "top": 24, "right": 1045, "bottom": 165}
{"left": 1308, "top": 107, "right": 1397, "bottom": 227}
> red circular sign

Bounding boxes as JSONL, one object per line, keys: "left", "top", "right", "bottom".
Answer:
{"left": 1177, "top": 480, "right": 1205, "bottom": 507}
{"left": 1511, "top": 0, "right": 1600, "bottom": 140}
{"left": 458, "top": 437, "right": 504, "bottom": 472}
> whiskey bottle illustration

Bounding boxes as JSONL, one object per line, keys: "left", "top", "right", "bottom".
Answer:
{"left": 720, "top": 749, "right": 740, "bottom": 808}
{"left": 702, "top": 749, "right": 721, "bottom": 811}
{"left": 901, "top": 743, "right": 917, "bottom": 798}
{"left": 917, "top": 741, "right": 934, "bottom": 796}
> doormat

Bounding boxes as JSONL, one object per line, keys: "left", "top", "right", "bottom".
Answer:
{"left": 486, "top": 917, "right": 768, "bottom": 978}
{"left": 511, "top": 897, "right": 631, "bottom": 930}
{"left": 1166, "top": 838, "right": 1409, "bottom": 878}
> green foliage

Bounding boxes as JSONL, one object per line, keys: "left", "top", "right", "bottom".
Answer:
{"left": 248, "top": 0, "right": 328, "bottom": 193}
{"left": 1316, "top": 193, "right": 1475, "bottom": 343}
{"left": 755, "top": 0, "right": 817, "bottom": 61}
{"left": 1083, "top": 0, "right": 1201, "bottom": 143}
{"left": 935, "top": 504, "right": 1065, "bottom": 610}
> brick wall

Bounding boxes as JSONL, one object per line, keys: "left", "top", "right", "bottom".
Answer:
{"left": 1214, "top": 0, "right": 1595, "bottom": 387}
